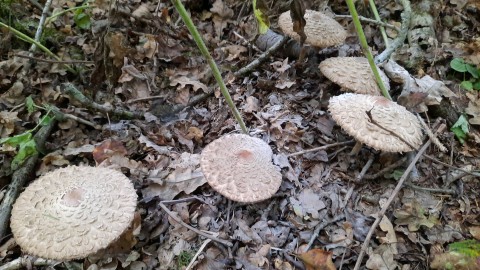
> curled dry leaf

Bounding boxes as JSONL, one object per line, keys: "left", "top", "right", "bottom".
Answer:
{"left": 296, "top": 249, "right": 336, "bottom": 270}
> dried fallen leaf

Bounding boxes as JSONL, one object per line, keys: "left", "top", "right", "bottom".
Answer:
{"left": 93, "top": 139, "right": 128, "bottom": 164}
{"left": 296, "top": 249, "right": 336, "bottom": 270}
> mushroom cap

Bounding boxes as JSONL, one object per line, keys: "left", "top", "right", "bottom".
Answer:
{"left": 328, "top": 93, "right": 423, "bottom": 152}
{"left": 200, "top": 134, "right": 282, "bottom": 203}
{"left": 278, "top": 10, "right": 346, "bottom": 47}
{"left": 11, "top": 166, "right": 137, "bottom": 260}
{"left": 319, "top": 57, "right": 390, "bottom": 95}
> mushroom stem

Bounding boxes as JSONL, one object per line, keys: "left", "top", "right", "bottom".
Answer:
{"left": 350, "top": 141, "right": 363, "bottom": 155}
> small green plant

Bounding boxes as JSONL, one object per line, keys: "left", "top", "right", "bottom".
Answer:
{"left": 451, "top": 114, "right": 469, "bottom": 144}
{"left": 0, "top": 98, "right": 53, "bottom": 170}
{"left": 450, "top": 58, "right": 480, "bottom": 91}
{"left": 176, "top": 250, "right": 193, "bottom": 268}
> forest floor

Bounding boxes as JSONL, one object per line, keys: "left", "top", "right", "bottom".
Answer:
{"left": 0, "top": 0, "right": 479, "bottom": 269}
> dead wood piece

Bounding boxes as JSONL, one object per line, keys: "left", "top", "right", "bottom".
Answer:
{"left": 0, "top": 119, "right": 56, "bottom": 239}
{"left": 374, "top": 0, "right": 411, "bottom": 64}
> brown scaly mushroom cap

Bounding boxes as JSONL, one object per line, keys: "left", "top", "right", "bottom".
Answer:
{"left": 319, "top": 57, "right": 390, "bottom": 95}
{"left": 10, "top": 166, "right": 137, "bottom": 260}
{"left": 278, "top": 9, "right": 346, "bottom": 48}
{"left": 200, "top": 134, "right": 282, "bottom": 203}
{"left": 328, "top": 93, "right": 423, "bottom": 152}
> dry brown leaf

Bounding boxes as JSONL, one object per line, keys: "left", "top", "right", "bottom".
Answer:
{"left": 93, "top": 139, "right": 128, "bottom": 164}
{"left": 296, "top": 249, "right": 336, "bottom": 270}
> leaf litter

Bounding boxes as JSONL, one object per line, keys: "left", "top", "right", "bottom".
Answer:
{"left": 0, "top": 0, "right": 479, "bottom": 269}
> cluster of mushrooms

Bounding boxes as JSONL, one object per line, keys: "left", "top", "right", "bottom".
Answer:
{"left": 9, "top": 8, "right": 424, "bottom": 263}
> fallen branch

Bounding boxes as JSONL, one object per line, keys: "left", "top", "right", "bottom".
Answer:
{"left": 0, "top": 119, "right": 56, "bottom": 239}
{"left": 334, "top": 14, "right": 400, "bottom": 32}
{"left": 234, "top": 34, "right": 288, "bottom": 77}
{"left": 61, "top": 83, "right": 144, "bottom": 120}
{"left": 305, "top": 214, "right": 346, "bottom": 251}
{"left": 352, "top": 123, "right": 446, "bottom": 270}
{"left": 0, "top": 257, "right": 57, "bottom": 270}
{"left": 374, "top": 0, "right": 411, "bottom": 64}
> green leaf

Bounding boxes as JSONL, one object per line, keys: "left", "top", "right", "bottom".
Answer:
{"left": 450, "top": 58, "right": 467, "bottom": 72}
{"left": 25, "top": 96, "right": 36, "bottom": 114}
{"left": 11, "top": 139, "right": 37, "bottom": 170}
{"left": 451, "top": 115, "right": 469, "bottom": 144}
{"left": 473, "top": 81, "right": 480, "bottom": 91}
{"left": 252, "top": 0, "right": 270, "bottom": 34}
{"left": 74, "top": 9, "right": 91, "bottom": 30}
{"left": 460, "top": 80, "right": 473, "bottom": 91}
{"left": 39, "top": 115, "right": 53, "bottom": 126}
{"left": 449, "top": 240, "right": 480, "bottom": 258}
{"left": 466, "top": 64, "right": 479, "bottom": 78}
{"left": 0, "top": 132, "right": 32, "bottom": 147}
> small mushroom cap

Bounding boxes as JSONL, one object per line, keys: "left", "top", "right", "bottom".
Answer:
{"left": 328, "top": 93, "right": 423, "bottom": 152}
{"left": 319, "top": 57, "right": 390, "bottom": 95}
{"left": 11, "top": 166, "right": 137, "bottom": 260}
{"left": 200, "top": 134, "right": 282, "bottom": 203}
{"left": 278, "top": 10, "right": 346, "bottom": 47}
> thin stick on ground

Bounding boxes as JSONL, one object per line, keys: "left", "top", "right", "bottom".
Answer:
{"left": 352, "top": 124, "right": 446, "bottom": 270}
{"left": 186, "top": 239, "right": 212, "bottom": 270}
{"left": 234, "top": 35, "right": 288, "bottom": 77}
{"left": 305, "top": 214, "right": 346, "bottom": 251}
{"left": 30, "top": 0, "right": 52, "bottom": 53}
{"left": 0, "top": 257, "right": 56, "bottom": 270}
{"left": 61, "top": 83, "right": 144, "bottom": 119}
{"left": 375, "top": 0, "right": 412, "bottom": 64}
{"left": 159, "top": 201, "right": 233, "bottom": 247}
{"left": 287, "top": 140, "right": 354, "bottom": 157}
{"left": 333, "top": 14, "right": 399, "bottom": 31}
{"left": 14, "top": 53, "right": 94, "bottom": 64}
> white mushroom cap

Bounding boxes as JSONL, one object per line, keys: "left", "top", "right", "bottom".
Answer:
{"left": 278, "top": 10, "right": 346, "bottom": 48}
{"left": 319, "top": 57, "right": 390, "bottom": 95}
{"left": 200, "top": 134, "right": 282, "bottom": 203}
{"left": 10, "top": 166, "right": 137, "bottom": 260}
{"left": 328, "top": 93, "right": 423, "bottom": 152}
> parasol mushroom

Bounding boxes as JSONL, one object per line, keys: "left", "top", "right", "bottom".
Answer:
{"left": 328, "top": 93, "right": 423, "bottom": 154}
{"left": 278, "top": 9, "right": 346, "bottom": 48}
{"left": 10, "top": 166, "right": 137, "bottom": 260}
{"left": 319, "top": 57, "right": 390, "bottom": 95}
{"left": 200, "top": 134, "right": 282, "bottom": 203}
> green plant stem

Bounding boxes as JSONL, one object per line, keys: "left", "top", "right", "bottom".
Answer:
{"left": 170, "top": 0, "right": 248, "bottom": 133}
{"left": 0, "top": 22, "right": 75, "bottom": 73}
{"left": 45, "top": 5, "right": 92, "bottom": 25}
{"left": 345, "top": 0, "right": 392, "bottom": 100}
{"left": 368, "top": 0, "right": 388, "bottom": 47}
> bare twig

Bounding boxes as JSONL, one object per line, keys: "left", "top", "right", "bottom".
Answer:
{"left": 61, "top": 83, "right": 144, "bottom": 119}
{"left": 357, "top": 154, "right": 375, "bottom": 181}
{"left": 30, "top": 0, "right": 52, "bottom": 53}
{"left": 375, "top": 0, "right": 411, "bottom": 64}
{"left": 404, "top": 183, "right": 455, "bottom": 194}
{"left": 0, "top": 120, "right": 56, "bottom": 239}
{"left": 305, "top": 214, "right": 346, "bottom": 251}
{"left": 287, "top": 140, "right": 354, "bottom": 157}
{"left": 234, "top": 34, "right": 288, "bottom": 77}
{"left": 159, "top": 201, "right": 233, "bottom": 247}
{"left": 186, "top": 239, "right": 212, "bottom": 270}
{"left": 14, "top": 53, "right": 94, "bottom": 64}
{"left": 334, "top": 14, "right": 400, "bottom": 32}
{"left": 352, "top": 124, "right": 446, "bottom": 270}
{"left": 423, "top": 155, "right": 480, "bottom": 178}
{"left": 416, "top": 114, "right": 446, "bottom": 152}
{"left": 363, "top": 156, "right": 408, "bottom": 180}
{"left": 0, "top": 257, "right": 57, "bottom": 270}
